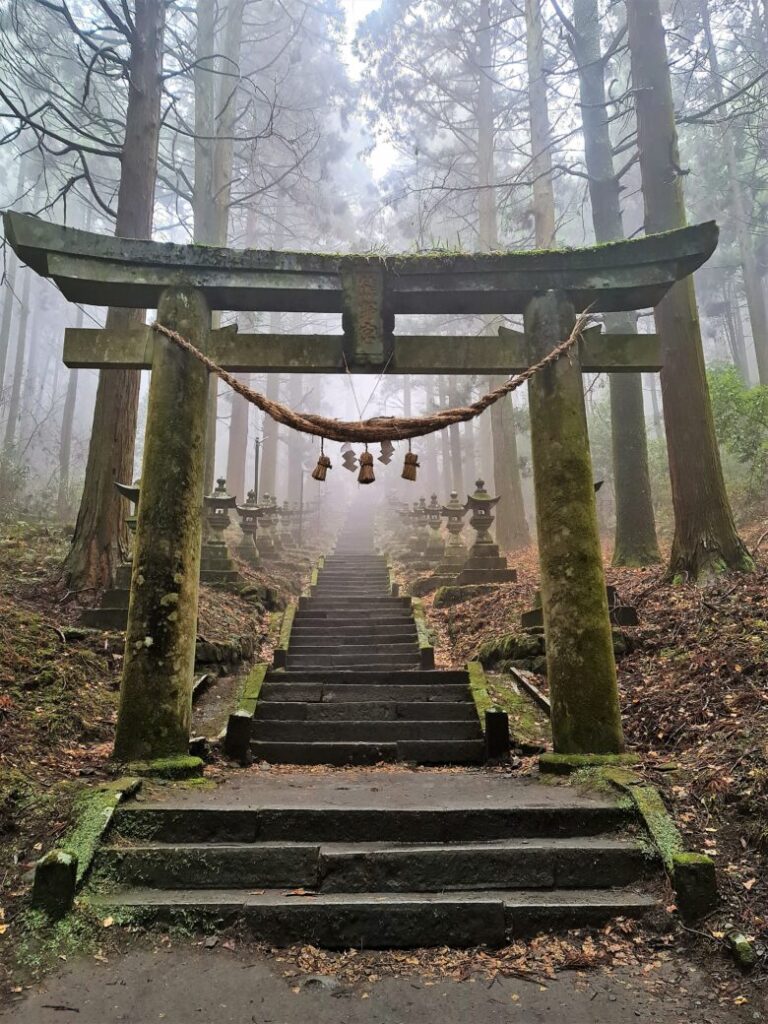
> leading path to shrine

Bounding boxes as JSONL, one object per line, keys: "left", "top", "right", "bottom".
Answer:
{"left": 252, "top": 512, "right": 485, "bottom": 765}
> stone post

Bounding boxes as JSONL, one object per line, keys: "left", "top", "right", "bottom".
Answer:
{"left": 113, "top": 288, "right": 210, "bottom": 762}
{"left": 525, "top": 291, "right": 625, "bottom": 754}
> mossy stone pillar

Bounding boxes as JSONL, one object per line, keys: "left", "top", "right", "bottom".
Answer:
{"left": 113, "top": 288, "right": 210, "bottom": 762}
{"left": 525, "top": 291, "right": 624, "bottom": 754}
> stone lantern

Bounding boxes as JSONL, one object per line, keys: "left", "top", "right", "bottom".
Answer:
{"left": 255, "top": 494, "right": 277, "bottom": 558}
{"left": 235, "top": 489, "right": 262, "bottom": 566}
{"left": 439, "top": 491, "right": 468, "bottom": 571}
{"left": 81, "top": 480, "right": 141, "bottom": 630}
{"left": 201, "top": 478, "right": 239, "bottom": 585}
{"left": 456, "top": 480, "right": 517, "bottom": 585}
{"left": 115, "top": 480, "right": 140, "bottom": 544}
{"left": 425, "top": 494, "right": 445, "bottom": 562}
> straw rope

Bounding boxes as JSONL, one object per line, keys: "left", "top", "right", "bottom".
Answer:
{"left": 150, "top": 312, "right": 592, "bottom": 445}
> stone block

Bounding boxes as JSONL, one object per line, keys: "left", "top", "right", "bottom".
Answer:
{"left": 671, "top": 852, "right": 718, "bottom": 922}
{"left": 32, "top": 850, "right": 78, "bottom": 919}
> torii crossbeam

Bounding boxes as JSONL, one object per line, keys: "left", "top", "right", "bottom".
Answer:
{"left": 3, "top": 211, "right": 719, "bottom": 763}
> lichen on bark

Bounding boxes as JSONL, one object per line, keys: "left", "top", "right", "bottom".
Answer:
{"left": 113, "top": 287, "right": 211, "bottom": 762}
{"left": 525, "top": 291, "right": 625, "bottom": 755}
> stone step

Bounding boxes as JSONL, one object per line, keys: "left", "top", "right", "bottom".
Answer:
{"left": 288, "top": 638, "right": 419, "bottom": 653}
{"left": 286, "top": 653, "right": 422, "bottom": 669}
{"left": 101, "top": 588, "right": 130, "bottom": 608}
{"left": 293, "top": 614, "right": 415, "bottom": 626}
{"left": 255, "top": 701, "right": 478, "bottom": 721}
{"left": 90, "top": 887, "right": 656, "bottom": 946}
{"left": 259, "top": 683, "right": 473, "bottom": 703}
{"left": 296, "top": 598, "right": 411, "bottom": 602}
{"left": 81, "top": 606, "right": 128, "bottom": 630}
{"left": 93, "top": 837, "right": 653, "bottom": 892}
{"left": 250, "top": 719, "right": 481, "bottom": 742}
{"left": 265, "top": 669, "right": 469, "bottom": 684}
{"left": 250, "top": 739, "right": 485, "bottom": 765}
{"left": 290, "top": 625, "right": 417, "bottom": 639}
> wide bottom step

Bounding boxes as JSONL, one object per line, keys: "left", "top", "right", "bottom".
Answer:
{"left": 251, "top": 739, "right": 485, "bottom": 765}
{"left": 92, "top": 887, "right": 657, "bottom": 947}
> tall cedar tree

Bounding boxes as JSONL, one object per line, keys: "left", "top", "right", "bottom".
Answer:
{"left": 626, "top": 0, "right": 752, "bottom": 579}
{"left": 569, "top": 0, "right": 660, "bottom": 565}
{"left": 64, "top": 0, "right": 165, "bottom": 590}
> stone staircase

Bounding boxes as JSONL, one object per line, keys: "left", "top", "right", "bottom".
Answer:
{"left": 90, "top": 772, "right": 658, "bottom": 947}
{"left": 252, "top": 522, "right": 485, "bottom": 765}
{"left": 85, "top": 508, "right": 662, "bottom": 946}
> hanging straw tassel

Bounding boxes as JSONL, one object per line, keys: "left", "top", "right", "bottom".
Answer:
{"left": 358, "top": 447, "right": 375, "bottom": 485}
{"left": 312, "top": 454, "right": 332, "bottom": 482}
{"left": 402, "top": 443, "right": 420, "bottom": 481}
{"left": 311, "top": 439, "right": 332, "bottom": 482}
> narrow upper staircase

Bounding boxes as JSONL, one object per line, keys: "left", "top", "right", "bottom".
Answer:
{"left": 252, "top": 516, "right": 485, "bottom": 765}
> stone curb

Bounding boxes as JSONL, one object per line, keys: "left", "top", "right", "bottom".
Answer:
{"left": 32, "top": 776, "right": 141, "bottom": 919}
{"left": 224, "top": 662, "right": 269, "bottom": 762}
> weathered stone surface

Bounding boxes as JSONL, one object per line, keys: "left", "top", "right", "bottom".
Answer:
{"left": 113, "top": 288, "right": 211, "bottom": 762}
{"left": 671, "top": 852, "right": 718, "bottom": 922}
{"left": 526, "top": 292, "right": 624, "bottom": 755}
{"left": 6, "top": 210, "right": 719, "bottom": 315}
{"left": 32, "top": 850, "right": 77, "bottom": 918}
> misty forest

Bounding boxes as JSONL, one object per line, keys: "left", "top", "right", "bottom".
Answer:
{"left": 1, "top": 0, "right": 768, "bottom": 1018}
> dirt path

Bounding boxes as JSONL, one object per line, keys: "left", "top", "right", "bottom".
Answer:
{"left": 3, "top": 946, "right": 762, "bottom": 1024}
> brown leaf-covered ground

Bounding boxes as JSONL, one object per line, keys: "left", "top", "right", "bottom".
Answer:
{"left": 401, "top": 523, "right": 768, "bottom": 960}
{"left": 2, "top": 516, "right": 767, "bottom": 1002}
{"left": 0, "top": 520, "right": 308, "bottom": 987}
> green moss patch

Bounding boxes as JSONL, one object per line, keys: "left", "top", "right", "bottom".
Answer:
{"left": 540, "top": 752, "right": 640, "bottom": 775}
{"left": 126, "top": 756, "right": 203, "bottom": 780}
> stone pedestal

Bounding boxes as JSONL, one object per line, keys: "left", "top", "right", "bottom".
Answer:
{"left": 521, "top": 585, "right": 638, "bottom": 630}
{"left": 81, "top": 562, "right": 132, "bottom": 631}
{"left": 456, "top": 480, "right": 517, "bottom": 585}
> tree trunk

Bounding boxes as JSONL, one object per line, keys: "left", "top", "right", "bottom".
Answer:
{"left": 225, "top": 374, "right": 250, "bottom": 500}
{"left": 195, "top": 0, "right": 247, "bottom": 491}
{"left": 490, "top": 388, "right": 529, "bottom": 550}
{"left": 525, "top": 0, "right": 556, "bottom": 248}
{"left": 723, "top": 279, "right": 751, "bottom": 380}
{"left": 0, "top": 250, "right": 18, "bottom": 396}
{"left": 259, "top": 369, "right": 281, "bottom": 496}
{"left": 447, "top": 378, "right": 463, "bottom": 493}
{"left": 1, "top": 268, "right": 31, "bottom": 455}
{"left": 58, "top": 375, "right": 79, "bottom": 521}
{"left": 699, "top": 0, "right": 768, "bottom": 383}
{"left": 626, "top": 0, "right": 751, "bottom": 579}
{"left": 64, "top": 0, "right": 165, "bottom": 591}
{"left": 573, "top": 0, "right": 660, "bottom": 565}
{"left": 647, "top": 373, "right": 662, "bottom": 438}
{"left": 476, "top": 0, "right": 529, "bottom": 546}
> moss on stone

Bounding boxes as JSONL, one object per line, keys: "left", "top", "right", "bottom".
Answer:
{"left": 467, "top": 661, "right": 494, "bottom": 730}
{"left": 539, "top": 752, "right": 640, "bottom": 776}
{"left": 671, "top": 852, "right": 718, "bottom": 921}
{"left": 126, "top": 755, "right": 203, "bottom": 780}
{"left": 525, "top": 292, "right": 624, "bottom": 755}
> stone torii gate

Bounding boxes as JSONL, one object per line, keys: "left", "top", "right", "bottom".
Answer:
{"left": 4, "top": 212, "right": 719, "bottom": 763}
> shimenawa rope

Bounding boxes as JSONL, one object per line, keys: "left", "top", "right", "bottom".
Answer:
{"left": 150, "top": 312, "right": 592, "bottom": 445}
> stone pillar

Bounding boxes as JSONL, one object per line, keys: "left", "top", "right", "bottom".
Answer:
{"left": 113, "top": 288, "right": 211, "bottom": 762}
{"left": 525, "top": 291, "right": 624, "bottom": 754}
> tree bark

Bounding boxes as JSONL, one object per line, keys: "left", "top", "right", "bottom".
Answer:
{"left": 225, "top": 374, "right": 250, "bottom": 501}
{"left": 626, "top": 0, "right": 752, "bottom": 579}
{"left": 490, "top": 387, "right": 529, "bottom": 550}
{"left": 1, "top": 268, "right": 31, "bottom": 455}
{"left": 476, "top": 0, "right": 529, "bottom": 547}
{"left": 699, "top": 0, "right": 768, "bottom": 383}
{"left": 0, "top": 250, "right": 18, "bottom": 396}
{"left": 572, "top": 0, "right": 660, "bottom": 565}
{"left": 525, "top": 0, "right": 557, "bottom": 248}
{"left": 64, "top": 0, "right": 165, "bottom": 591}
